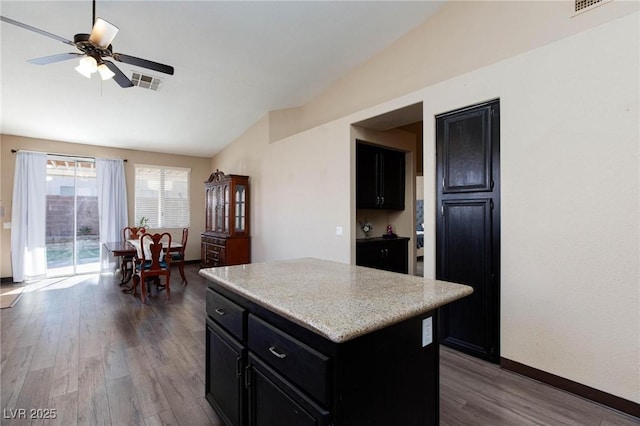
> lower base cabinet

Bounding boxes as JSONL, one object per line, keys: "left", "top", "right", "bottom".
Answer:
{"left": 205, "top": 284, "right": 439, "bottom": 426}
{"left": 355, "top": 237, "right": 409, "bottom": 274}
{"left": 201, "top": 233, "right": 250, "bottom": 268}
{"left": 206, "top": 319, "right": 245, "bottom": 426}
{"left": 248, "top": 355, "right": 330, "bottom": 426}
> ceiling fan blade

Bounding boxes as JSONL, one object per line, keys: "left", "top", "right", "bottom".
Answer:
{"left": 28, "top": 52, "right": 83, "bottom": 65}
{"left": 112, "top": 53, "right": 174, "bottom": 75}
{"left": 0, "top": 15, "right": 74, "bottom": 46}
{"left": 89, "top": 18, "right": 118, "bottom": 48}
{"left": 103, "top": 61, "right": 134, "bottom": 88}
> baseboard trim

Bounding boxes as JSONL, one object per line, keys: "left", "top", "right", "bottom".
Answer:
{"left": 500, "top": 357, "right": 640, "bottom": 419}
{"left": 1, "top": 277, "right": 14, "bottom": 284}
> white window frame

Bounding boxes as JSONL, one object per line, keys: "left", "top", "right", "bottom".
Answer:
{"left": 134, "top": 164, "right": 190, "bottom": 228}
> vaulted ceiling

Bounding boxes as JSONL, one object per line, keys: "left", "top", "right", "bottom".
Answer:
{"left": 1, "top": 1, "right": 443, "bottom": 157}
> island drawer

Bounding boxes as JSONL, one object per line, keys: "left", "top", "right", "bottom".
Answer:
{"left": 248, "top": 314, "right": 330, "bottom": 405}
{"left": 206, "top": 289, "right": 245, "bottom": 341}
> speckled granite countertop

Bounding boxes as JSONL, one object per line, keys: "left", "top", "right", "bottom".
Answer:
{"left": 199, "top": 258, "right": 473, "bottom": 343}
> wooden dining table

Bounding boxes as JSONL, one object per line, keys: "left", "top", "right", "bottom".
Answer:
{"left": 127, "top": 239, "right": 182, "bottom": 261}
{"left": 103, "top": 241, "right": 137, "bottom": 285}
{"left": 103, "top": 240, "right": 182, "bottom": 297}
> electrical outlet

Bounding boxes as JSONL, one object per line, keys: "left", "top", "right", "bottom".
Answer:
{"left": 422, "top": 317, "right": 433, "bottom": 347}
{"left": 336, "top": 226, "right": 343, "bottom": 236}
{"left": 3, "top": 222, "right": 11, "bottom": 229}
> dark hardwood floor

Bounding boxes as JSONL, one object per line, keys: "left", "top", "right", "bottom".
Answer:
{"left": 1, "top": 265, "right": 638, "bottom": 425}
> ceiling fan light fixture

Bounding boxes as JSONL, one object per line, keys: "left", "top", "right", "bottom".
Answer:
{"left": 98, "top": 63, "right": 115, "bottom": 80}
{"left": 89, "top": 18, "right": 119, "bottom": 48}
{"left": 75, "top": 56, "right": 97, "bottom": 78}
{"left": 75, "top": 65, "right": 92, "bottom": 78}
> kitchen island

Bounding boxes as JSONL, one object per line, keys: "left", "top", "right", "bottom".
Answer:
{"left": 200, "top": 258, "right": 473, "bottom": 426}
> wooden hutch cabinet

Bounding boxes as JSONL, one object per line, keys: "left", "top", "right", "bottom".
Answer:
{"left": 201, "top": 170, "right": 250, "bottom": 268}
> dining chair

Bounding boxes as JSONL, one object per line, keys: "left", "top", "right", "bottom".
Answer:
{"left": 122, "top": 226, "right": 136, "bottom": 241}
{"left": 170, "top": 227, "right": 189, "bottom": 285}
{"left": 133, "top": 232, "right": 172, "bottom": 303}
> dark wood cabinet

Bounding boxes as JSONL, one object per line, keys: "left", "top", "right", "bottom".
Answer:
{"left": 436, "top": 100, "right": 500, "bottom": 363}
{"left": 247, "top": 354, "right": 330, "bottom": 426}
{"left": 356, "top": 141, "right": 405, "bottom": 210}
{"left": 355, "top": 237, "right": 409, "bottom": 274}
{"left": 206, "top": 318, "right": 246, "bottom": 426}
{"left": 205, "top": 287, "right": 248, "bottom": 425}
{"left": 205, "top": 283, "right": 440, "bottom": 426}
{"left": 202, "top": 170, "right": 250, "bottom": 268}
{"left": 206, "top": 288, "right": 331, "bottom": 426}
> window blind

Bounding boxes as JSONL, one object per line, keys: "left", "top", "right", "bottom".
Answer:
{"left": 135, "top": 165, "right": 190, "bottom": 228}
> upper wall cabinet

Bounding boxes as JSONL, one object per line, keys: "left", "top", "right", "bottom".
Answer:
{"left": 356, "top": 141, "right": 405, "bottom": 210}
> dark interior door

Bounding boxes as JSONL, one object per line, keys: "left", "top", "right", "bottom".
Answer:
{"left": 436, "top": 100, "right": 500, "bottom": 363}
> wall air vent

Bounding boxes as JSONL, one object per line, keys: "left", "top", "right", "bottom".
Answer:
{"left": 574, "top": 0, "right": 612, "bottom": 14}
{"left": 131, "top": 72, "right": 163, "bottom": 91}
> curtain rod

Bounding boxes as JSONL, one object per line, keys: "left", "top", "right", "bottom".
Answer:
{"left": 11, "top": 149, "right": 127, "bottom": 162}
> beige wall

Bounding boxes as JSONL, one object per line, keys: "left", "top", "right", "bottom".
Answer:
{"left": 419, "top": 12, "right": 639, "bottom": 403}
{"left": 269, "top": 0, "right": 639, "bottom": 143}
{"left": 212, "top": 3, "right": 639, "bottom": 405}
{"left": 211, "top": 116, "right": 352, "bottom": 264}
{"left": 0, "top": 135, "right": 211, "bottom": 278}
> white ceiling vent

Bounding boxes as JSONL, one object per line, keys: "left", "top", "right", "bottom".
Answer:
{"left": 131, "top": 72, "right": 163, "bottom": 91}
{"left": 573, "top": 0, "right": 612, "bottom": 15}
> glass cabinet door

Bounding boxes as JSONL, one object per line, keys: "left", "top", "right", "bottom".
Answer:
{"left": 224, "top": 185, "right": 229, "bottom": 233}
{"left": 235, "top": 185, "right": 246, "bottom": 232}
{"left": 206, "top": 188, "right": 214, "bottom": 231}
{"left": 215, "top": 186, "right": 223, "bottom": 232}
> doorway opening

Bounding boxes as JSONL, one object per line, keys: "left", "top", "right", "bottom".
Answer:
{"left": 352, "top": 102, "right": 424, "bottom": 276}
{"left": 45, "top": 157, "right": 100, "bottom": 277}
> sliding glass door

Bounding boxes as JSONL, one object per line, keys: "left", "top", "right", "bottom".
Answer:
{"left": 45, "top": 158, "right": 100, "bottom": 276}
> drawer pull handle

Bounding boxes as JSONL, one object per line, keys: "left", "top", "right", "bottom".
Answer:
{"left": 268, "top": 346, "right": 287, "bottom": 359}
{"left": 214, "top": 308, "right": 226, "bottom": 316}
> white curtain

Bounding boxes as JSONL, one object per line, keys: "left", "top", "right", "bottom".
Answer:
{"left": 96, "top": 158, "right": 128, "bottom": 246}
{"left": 11, "top": 152, "right": 47, "bottom": 282}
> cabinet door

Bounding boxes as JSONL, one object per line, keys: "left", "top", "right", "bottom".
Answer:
{"left": 206, "top": 318, "right": 246, "bottom": 426}
{"left": 379, "top": 149, "right": 405, "bottom": 210}
{"left": 235, "top": 184, "right": 248, "bottom": 234}
{"left": 436, "top": 100, "right": 500, "bottom": 363}
{"left": 206, "top": 188, "right": 214, "bottom": 231}
{"left": 223, "top": 184, "right": 230, "bottom": 234}
{"left": 355, "top": 242, "right": 383, "bottom": 270}
{"left": 356, "top": 143, "right": 379, "bottom": 209}
{"left": 385, "top": 239, "right": 408, "bottom": 274}
{"left": 356, "top": 142, "right": 405, "bottom": 210}
{"left": 247, "top": 355, "right": 330, "bottom": 426}
{"left": 356, "top": 240, "right": 408, "bottom": 274}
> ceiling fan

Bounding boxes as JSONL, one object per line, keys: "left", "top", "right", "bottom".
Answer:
{"left": 0, "top": 0, "right": 174, "bottom": 88}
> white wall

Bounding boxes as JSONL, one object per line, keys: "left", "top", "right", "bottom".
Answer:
{"left": 213, "top": 9, "right": 639, "bottom": 405}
